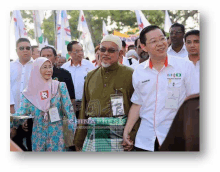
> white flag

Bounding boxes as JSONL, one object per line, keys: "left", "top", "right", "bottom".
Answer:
{"left": 135, "top": 10, "right": 151, "bottom": 32}
{"left": 44, "top": 38, "right": 48, "bottom": 46}
{"left": 33, "top": 10, "right": 44, "bottom": 49}
{"left": 12, "top": 10, "right": 28, "bottom": 41}
{"left": 77, "top": 10, "right": 95, "bottom": 61}
{"left": 57, "top": 10, "right": 72, "bottom": 59}
{"left": 164, "top": 10, "right": 172, "bottom": 33}
{"left": 102, "top": 20, "right": 109, "bottom": 37}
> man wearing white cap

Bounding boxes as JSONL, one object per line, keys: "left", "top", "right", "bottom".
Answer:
{"left": 74, "top": 34, "right": 139, "bottom": 152}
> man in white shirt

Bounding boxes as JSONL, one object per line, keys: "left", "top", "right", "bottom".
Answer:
{"left": 61, "top": 41, "right": 95, "bottom": 117}
{"left": 10, "top": 38, "right": 34, "bottom": 113}
{"left": 10, "top": 38, "right": 34, "bottom": 151}
{"left": 184, "top": 30, "right": 200, "bottom": 93}
{"left": 167, "top": 23, "right": 188, "bottom": 58}
{"left": 123, "top": 25, "right": 197, "bottom": 151}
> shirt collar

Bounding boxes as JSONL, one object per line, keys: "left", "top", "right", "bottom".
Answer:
{"left": 168, "top": 44, "right": 187, "bottom": 53}
{"left": 70, "top": 58, "right": 83, "bottom": 66}
{"left": 15, "top": 58, "right": 34, "bottom": 65}
{"left": 144, "top": 55, "right": 168, "bottom": 69}
{"left": 101, "top": 62, "right": 120, "bottom": 72}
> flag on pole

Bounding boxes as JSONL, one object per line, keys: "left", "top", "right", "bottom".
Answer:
{"left": 33, "top": 10, "right": 44, "bottom": 49}
{"left": 77, "top": 10, "right": 95, "bottom": 61}
{"left": 102, "top": 20, "right": 109, "bottom": 37}
{"left": 56, "top": 10, "right": 71, "bottom": 59}
{"left": 134, "top": 10, "right": 151, "bottom": 32}
{"left": 164, "top": 10, "right": 172, "bottom": 33}
{"left": 12, "top": 10, "right": 28, "bottom": 41}
{"left": 44, "top": 38, "right": 48, "bottom": 46}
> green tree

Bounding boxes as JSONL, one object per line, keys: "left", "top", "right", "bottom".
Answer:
{"left": 17, "top": 10, "right": 199, "bottom": 48}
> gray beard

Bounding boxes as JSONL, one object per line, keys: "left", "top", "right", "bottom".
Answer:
{"left": 101, "top": 62, "right": 111, "bottom": 68}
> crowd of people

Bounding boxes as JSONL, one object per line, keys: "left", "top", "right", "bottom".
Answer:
{"left": 10, "top": 23, "right": 200, "bottom": 152}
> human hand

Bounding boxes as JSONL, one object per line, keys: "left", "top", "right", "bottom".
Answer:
{"left": 122, "top": 132, "right": 134, "bottom": 151}
{"left": 10, "top": 105, "right": 15, "bottom": 114}
{"left": 21, "top": 120, "right": 28, "bottom": 132}
{"left": 10, "top": 127, "right": 17, "bottom": 139}
{"left": 75, "top": 146, "right": 82, "bottom": 152}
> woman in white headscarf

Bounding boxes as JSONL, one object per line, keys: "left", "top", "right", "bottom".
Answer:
{"left": 11, "top": 57, "right": 77, "bottom": 152}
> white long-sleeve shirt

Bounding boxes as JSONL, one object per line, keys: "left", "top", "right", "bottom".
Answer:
{"left": 10, "top": 58, "right": 34, "bottom": 111}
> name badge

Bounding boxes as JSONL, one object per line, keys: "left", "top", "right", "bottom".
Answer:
{"left": 165, "top": 87, "right": 180, "bottom": 109}
{"left": 110, "top": 94, "right": 125, "bottom": 116}
{"left": 49, "top": 107, "right": 61, "bottom": 123}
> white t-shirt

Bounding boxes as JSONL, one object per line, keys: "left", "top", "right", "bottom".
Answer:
{"left": 131, "top": 55, "right": 197, "bottom": 151}
{"left": 61, "top": 59, "right": 95, "bottom": 100}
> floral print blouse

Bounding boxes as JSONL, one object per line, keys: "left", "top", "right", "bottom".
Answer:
{"left": 11, "top": 82, "right": 77, "bottom": 152}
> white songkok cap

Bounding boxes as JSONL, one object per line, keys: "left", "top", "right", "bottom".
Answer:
{"left": 101, "top": 34, "right": 122, "bottom": 50}
{"left": 126, "top": 50, "right": 139, "bottom": 60}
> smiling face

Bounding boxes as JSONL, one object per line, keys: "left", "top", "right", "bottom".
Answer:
{"left": 185, "top": 35, "right": 200, "bottom": 56}
{"left": 100, "top": 41, "right": 121, "bottom": 67}
{"left": 16, "top": 41, "right": 32, "bottom": 62}
{"left": 40, "top": 61, "right": 53, "bottom": 80}
{"left": 68, "top": 44, "right": 84, "bottom": 62}
{"left": 141, "top": 28, "right": 168, "bottom": 60}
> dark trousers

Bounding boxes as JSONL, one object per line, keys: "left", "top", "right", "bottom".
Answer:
{"left": 134, "top": 138, "right": 160, "bottom": 151}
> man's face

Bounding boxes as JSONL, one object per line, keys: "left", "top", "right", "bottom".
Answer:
{"left": 68, "top": 44, "right": 84, "bottom": 62}
{"left": 57, "top": 58, "right": 66, "bottom": 68}
{"left": 16, "top": 42, "right": 32, "bottom": 62}
{"left": 170, "top": 26, "right": 184, "bottom": 46}
{"left": 32, "top": 47, "right": 40, "bottom": 60}
{"left": 141, "top": 29, "right": 168, "bottom": 59}
{"left": 121, "top": 47, "right": 126, "bottom": 56}
{"left": 185, "top": 35, "right": 200, "bottom": 56}
{"left": 100, "top": 41, "right": 120, "bottom": 67}
{"left": 41, "top": 49, "right": 57, "bottom": 66}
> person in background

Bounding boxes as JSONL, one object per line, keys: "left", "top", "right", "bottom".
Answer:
{"left": 127, "top": 45, "right": 136, "bottom": 51}
{"left": 184, "top": 30, "right": 200, "bottom": 93}
{"left": 61, "top": 41, "right": 95, "bottom": 119}
{"left": 10, "top": 38, "right": 34, "bottom": 151}
{"left": 56, "top": 56, "right": 66, "bottom": 68}
{"left": 92, "top": 45, "right": 101, "bottom": 68}
{"left": 31, "top": 46, "right": 40, "bottom": 60}
{"left": 167, "top": 23, "right": 188, "bottom": 58}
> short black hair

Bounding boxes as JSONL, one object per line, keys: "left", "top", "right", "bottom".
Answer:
{"left": 170, "top": 23, "right": 185, "bottom": 34}
{"left": 31, "top": 46, "right": 38, "bottom": 54}
{"left": 134, "top": 38, "right": 139, "bottom": 47}
{"left": 140, "top": 25, "right": 166, "bottom": 45}
{"left": 127, "top": 45, "right": 135, "bottom": 51}
{"left": 40, "top": 46, "right": 57, "bottom": 57}
{"left": 67, "top": 41, "right": 80, "bottom": 52}
{"left": 184, "top": 30, "right": 200, "bottom": 42}
{"left": 16, "top": 38, "right": 31, "bottom": 47}
{"left": 122, "top": 40, "right": 126, "bottom": 48}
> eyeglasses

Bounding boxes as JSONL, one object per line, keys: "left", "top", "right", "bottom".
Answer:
{"left": 18, "top": 46, "right": 31, "bottom": 51}
{"left": 71, "top": 50, "right": 83, "bottom": 54}
{"left": 100, "top": 47, "right": 119, "bottom": 53}
{"left": 170, "top": 31, "right": 183, "bottom": 35}
{"left": 146, "top": 37, "right": 167, "bottom": 45}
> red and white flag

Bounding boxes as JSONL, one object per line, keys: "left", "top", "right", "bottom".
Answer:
{"left": 135, "top": 10, "right": 151, "bottom": 32}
